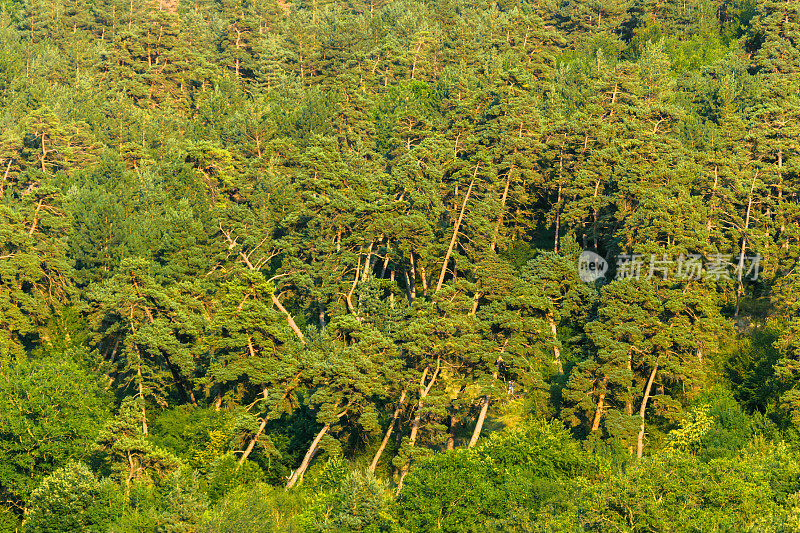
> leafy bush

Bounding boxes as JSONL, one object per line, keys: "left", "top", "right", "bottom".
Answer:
{"left": 24, "top": 462, "right": 119, "bottom": 533}
{"left": 201, "top": 483, "right": 304, "bottom": 533}
{"left": 0, "top": 357, "right": 111, "bottom": 503}
{"left": 205, "top": 453, "right": 264, "bottom": 502}
{"left": 0, "top": 506, "right": 20, "bottom": 533}
{"left": 318, "top": 469, "right": 395, "bottom": 533}
{"left": 397, "top": 420, "right": 588, "bottom": 532}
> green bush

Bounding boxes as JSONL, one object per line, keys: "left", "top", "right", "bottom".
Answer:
{"left": 23, "top": 462, "right": 119, "bottom": 533}
{"left": 201, "top": 483, "right": 304, "bottom": 533}
{"left": 0, "top": 506, "right": 20, "bottom": 533}
{"left": 206, "top": 453, "right": 264, "bottom": 502}
{"left": 396, "top": 420, "right": 587, "bottom": 532}
{"left": 318, "top": 469, "right": 395, "bottom": 533}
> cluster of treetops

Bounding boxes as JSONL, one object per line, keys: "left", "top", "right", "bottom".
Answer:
{"left": 1, "top": 0, "right": 800, "bottom": 530}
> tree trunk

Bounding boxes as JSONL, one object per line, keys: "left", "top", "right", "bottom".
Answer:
{"left": 468, "top": 341, "right": 507, "bottom": 448}
{"left": 547, "top": 313, "right": 563, "bottom": 375}
{"left": 369, "top": 389, "right": 407, "bottom": 473}
{"left": 403, "top": 268, "right": 415, "bottom": 303}
{"left": 286, "top": 422, "right": 330, "bottom": 489}
{"left": 435, "top": 167, "right": 478, "bottom": 293}
{"left": 271, "top": 293, "right": 305, "bottom": 343}
{"left": 446, "top": 415, "right": 458, "bottom": 450}
{"left": 491, "top": 170, "right": 512, "bottom": 253}
{"left": 390, "top": 269, "right": 396, "bottom": 308}
{"left": 130, "top": 317, "right": 148, "bottom": 435}
{"left": 239, "top": 387, "right": 269, "bottom": 466}
{"left": 0, "top": 158, "right": 11, "bottom": 197}
{"left": 136, "top": 352, "right": 148, "bottom": 435}
{"left": 625, "top": 349, "right": 633, "bottom": 417}
{"left": 735, "top": 169, "right": 757, "bottom": 317}
{"left": 468, "top": 397, "right": 490, "bottom": 448}
{"left": 591, "top": 377, "right": 609, "bottom": 432}
{"left": 554, "top": 186, "right": 562, "bottom": 252}
{"left": 397, "top": 358, "right": 441, "bottom": 491}
{"left": 347, "top": 248, "right": 363, "bottom": 313}
{"left": 636, "top": 364, "right": 658, "bottom": 459}
{"left": 286, "top": 407, "right": 348, "bottom": 489}
{"left": 239, "top": 415, "right": 268, "bottom": 466}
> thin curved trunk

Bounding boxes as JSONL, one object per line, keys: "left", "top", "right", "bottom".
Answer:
{"left": 636, "top": 364, "right": 658, "bottom": 459}
{"left": 130, "top": 317, "right": 148, "bottom": 435}
{"left": 239, "top": 385, "right": 269, "bottom": 466}
{"left": 468, "top": 397, "right": 490, "bottom": 448}
{"left": 239, "top": 415, "right": 268, "bottom": 465}
{"left": 137, "top": 355, "right": 147, "bottom": 435}
{"left": 435, "top": 166, "right": 478, "bottom": 294}
{"left": 547, "top": 313, "right": 563, "bottom": 375}
{"left": 397, "top": 358, "right": 441, "bottom": 492}
{"left": 468, "top": 341, "right": 507, "bottom": 448}
{"left": 271, "top": 293, "right": 305, "bottom": 343}
{"left": 369, "top": 389, "right": 407, "bottom": 473}
{"left": 286, "top": 422, "right": 330, "bottom": 489}
{"left": 735, "top": 169, "right": 757, "bottom": 317}
{"left": 286, "top": 407, "right": 348, "bottom": 489}
{"left": 591, "top": 377, "right": 609, "bottom": 432}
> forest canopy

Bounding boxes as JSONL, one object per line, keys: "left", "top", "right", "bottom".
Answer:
{"left": 1, "top": 0, "right": 800, "bottom": 531}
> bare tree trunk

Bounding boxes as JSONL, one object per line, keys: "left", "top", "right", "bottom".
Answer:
{"left": 419, "top": 262, "right": 429, "bottom": 297}
{"left": 625, "top": 349, "right": 633, "bottom": 417}
{"left": 435, "top": 167, "right": 478, "bottom": 293}
{"left": 554, "top": 181, "right": 562, "bottom": 253}
{"left": 409, "top": 251, "right": 418, "bottom": 299}
{"left": 286, "top": 422, "right": 330, "bottom": 489}
{"left": 468, "top": 340, "right": 507, "bottom": 447}
{"left": 636, "top": 364, "right": 658, "bottom": 459}
{"left": 735, "top": 170, "right": 758, "bottom": 317}
{"left": 239, "top": 415, "right": 268, "bottom": 465}
{"left": 130, "top": 316, "right": 148, "bottom": 435}
{"left": 286, "top": 407, "right": 348, "bottom": 489}
{"left": 446, "top": 415, "right": 458, "bottom": 450}
{"left": 136, "top": 351, "right": 148, "bottom": 435}
{"left": 369, "top": 389, "right": 407, "bottom": 472}
{"left": 491, "top": 171, "right": 512, "bottom": 253}
{"left": 239, "top": 387, "right": 269, "bottom": 465}
{"left": 0, "top": 158, "right": 11, "bottom": 197}
{"left": 403, "top": 268, "right": 415, "bottom": 303}
{"left": 591, "top": 377, "right": 608, "bottom": 432}
{"left": 547, "top": 313, "right": 563, "bottom": 374}
{"left": 390, "top": 269, "right": 396, "bottom": 308}
{"left": 271, "top": 294, "right": 305, "bottom": 343}
{"left": 468, "top": 397, "right": 491, "bottom": 448}
{"left": 347, "top": 246, "right": 363, "bottom": 313}
{"left": 398, "top": 358, "right": 441, "bottom": 491}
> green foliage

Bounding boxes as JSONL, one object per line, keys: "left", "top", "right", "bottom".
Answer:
{"left": 23, "top": 462, "right": 119, "bottom": 533}
{"left": 699, "top": 390, "right": 753, "bottom": 459}
{"left": 205, "top": 453, "right": 264, "bottom": 503}
{"left": 317, "top": 469, "right": 395, "bottom": 533}
{"left": 666, "top": 404, "right": 714, "bottom": 455}
{"left": 2, "top": 0, "right": 800, "bottom": 529}
{"left": 200, "top": 483, "right": 304, "bottom": 533}
{"left": 0, "top": 356, "right": 111, "bottom": 504}
{"left": 396, "top": 420, "right": 587, "bottom": 532}
{"left": 91, "top": 397, "right": 181, "bottom": 487}
{"left": 0, "top": 506, "right": 19, "bottom": 533}
{"left": 110, "top": 467, "right": 209, "bottom": 533}
{"left": 316, "top": 455, "right": 349, "bottom": 492}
